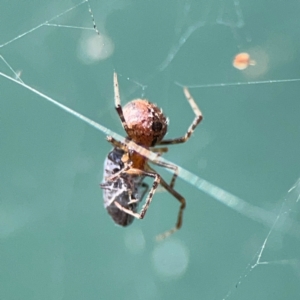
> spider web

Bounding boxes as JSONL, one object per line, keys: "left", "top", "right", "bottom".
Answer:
{"left": 1, "top": 0, "right": 300, "bottom": 299}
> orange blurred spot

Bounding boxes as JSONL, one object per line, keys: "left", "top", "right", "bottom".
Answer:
{"left": 233, "top": 52, "right": 256, "bottom": 70}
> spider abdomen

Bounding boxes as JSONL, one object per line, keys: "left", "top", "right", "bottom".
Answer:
{"left": 123, "top": 99, "right": 168, "bottom": 147}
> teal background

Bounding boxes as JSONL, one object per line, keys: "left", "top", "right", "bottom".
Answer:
{"left": 1, "top": 0, "right": 300, "bottom": 299}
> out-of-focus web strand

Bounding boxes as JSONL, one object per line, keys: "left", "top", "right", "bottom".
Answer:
{"left": 0, "top": 0, "right": 88, "bottom": 49}
{"left": 0, "top": 71, "right": 281, "bottom": 230}
{"left": 175, "top": 78, "right": 300, "bottom": 89}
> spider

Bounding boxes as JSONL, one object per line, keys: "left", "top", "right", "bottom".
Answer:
{"left": 101, "top": 72, "right": 203, "bottom": 240}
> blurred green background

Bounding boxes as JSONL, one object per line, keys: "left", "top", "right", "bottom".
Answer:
{"left": 1, "top": 0, "right": 300, "bottom": 299}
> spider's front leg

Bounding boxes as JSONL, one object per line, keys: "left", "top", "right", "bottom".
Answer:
{"left": 159, "top": 87, "right": 203, "bottom": 145}
{"left": 114, "top": 72, "right": 129, "bottom": 132}
{"left": 106, "top": 136, "right": 129, "bottom": 152}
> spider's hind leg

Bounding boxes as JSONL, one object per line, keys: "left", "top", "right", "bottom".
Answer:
{"left": 154, "top": 176, "right": 186, "bottom": 241}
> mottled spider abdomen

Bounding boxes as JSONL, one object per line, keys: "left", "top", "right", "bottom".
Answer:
{"left": 123, "top": 99, "right": 168, "bottom": 147}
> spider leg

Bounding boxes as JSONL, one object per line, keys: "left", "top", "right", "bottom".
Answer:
{"left": 150, "top": 147, "right": 168, "bottom": 155}
{"left": 105, "top": 162, "right": 132, "bottom": 182}
{"left": 114, "top": 168, "right": 160, "bottom": 220}
{"left": 106, "top": 136, "right": 129, "bottom": 151}
{"left": 154, "top": 175, "right": 186, "bottom": 241}
{"left": 127, "top": 189, "right": 139, "bottom": 204}
{"left": 158, "top": 87, "right": 203, "bottom": 145}
{"left": 149, "top": 146, "right": 180, "bottom": 187}
{"left": 114, "top": 72, "right": 129, "bottom": 132}
{"left": 126, "top": 182, "right": 148, "bottom": 206}
{"left": 149, "top": 157, "right": 178, "bottom": 189}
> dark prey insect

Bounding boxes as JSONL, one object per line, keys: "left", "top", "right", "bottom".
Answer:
{"left": 101, "top": 72, "right": 203, "bottom": 240}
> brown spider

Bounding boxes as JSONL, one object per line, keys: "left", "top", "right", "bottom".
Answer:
{"left": 101, "top": 72, "right": 203, "bottom": 240}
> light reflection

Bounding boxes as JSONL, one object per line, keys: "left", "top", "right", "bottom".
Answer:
{"left": 152, "top": 239, "right": 189, "bottom": 279}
